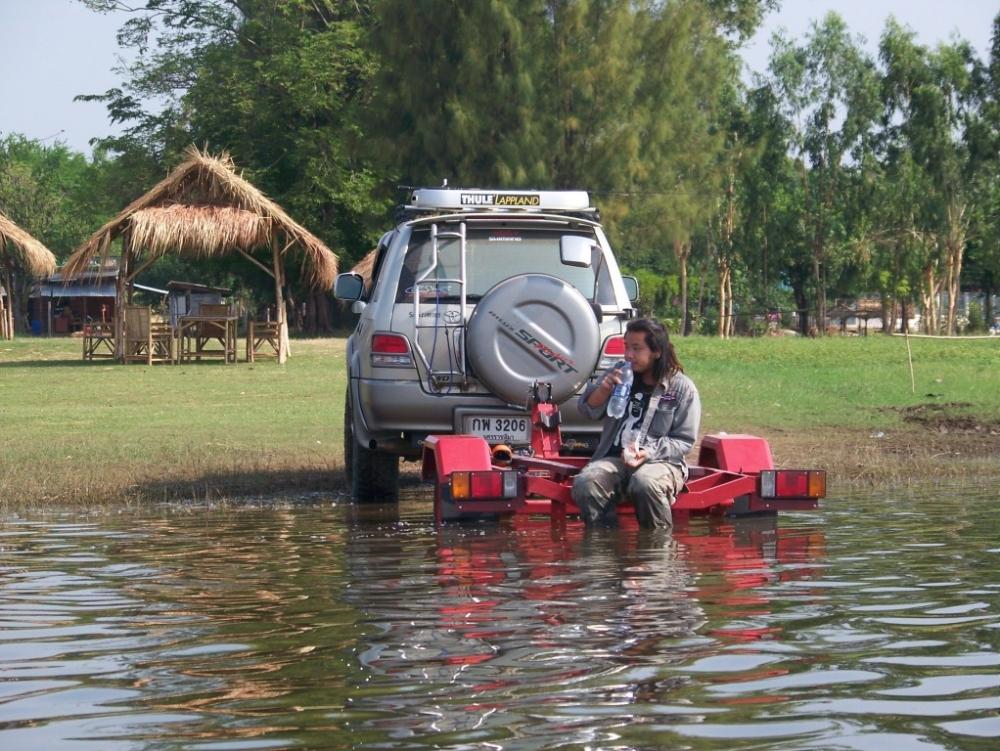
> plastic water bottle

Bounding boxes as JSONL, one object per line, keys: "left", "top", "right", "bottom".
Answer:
{"left": 606, "top": 361, "right": 633, "bottom": 418}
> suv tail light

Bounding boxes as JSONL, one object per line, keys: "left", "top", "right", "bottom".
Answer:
{"left": 371, "top": 333, "right": 414, "bottom": 367}
{"left": 597, "top": 335, "right": 625, "bottom": 371}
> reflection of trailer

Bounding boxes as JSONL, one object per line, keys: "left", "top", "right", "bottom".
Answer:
{"left": 423, "top": 385, "right": 826, "bottom": 524}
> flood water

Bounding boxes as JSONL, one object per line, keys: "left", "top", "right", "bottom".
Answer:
{"left": 2, "top": 483, "right": 1000, "bottom": 750}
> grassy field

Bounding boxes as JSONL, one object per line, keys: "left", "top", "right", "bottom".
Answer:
{"left": 1, "top": 337, "right": 347, "bottom": 507}
{"left": 1, "top": 334, "right": 998, "bottom": 507}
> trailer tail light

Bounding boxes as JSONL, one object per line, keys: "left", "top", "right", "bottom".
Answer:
{"left": 371, "top": 333, "right": 413, "bottom": 367}
{"left": 451, "top": 470, "right": 520, "bottom": 500}
{"left": 597, "top": 336, "right": 625, "bottom": 370}
{"left": 759, "top": 470, "right": 826, "bottom": 499}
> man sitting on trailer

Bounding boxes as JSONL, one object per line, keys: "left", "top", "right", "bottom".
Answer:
{"left": 572, "top": 317, "right": 701, "bottom": 529}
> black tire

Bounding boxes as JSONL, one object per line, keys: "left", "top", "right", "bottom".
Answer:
{"left": 344, "top": 389, "right": 400, "bottom": 503}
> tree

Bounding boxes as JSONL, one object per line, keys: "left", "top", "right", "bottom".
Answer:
{"left": 81, "top": 0, "right": 386, "bottom": 332}
{"left": 964, "top": 14, "right": 1000, "bottom": 331}
{"left": 622, "top": 1, "right": 735, "bottom": 335}
{"left": 880, "top": 19, "right": 980, "bottom": 335}
{"left": 0, "top": 135, "right": 114, "bottom": 330}
{"left": 767, "top": 13, "right": 879, "bottom": 334}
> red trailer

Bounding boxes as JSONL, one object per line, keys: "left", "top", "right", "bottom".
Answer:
{"left": 422, "top": 387, "right": 825, "bottom": 524}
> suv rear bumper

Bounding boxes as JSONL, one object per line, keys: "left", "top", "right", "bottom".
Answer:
{"left": 353, "top": 377, "right": 602, "bottom": 458}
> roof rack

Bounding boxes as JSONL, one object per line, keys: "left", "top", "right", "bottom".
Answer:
{"left": 403, "top": 188, "right": 595, "bottom": 214}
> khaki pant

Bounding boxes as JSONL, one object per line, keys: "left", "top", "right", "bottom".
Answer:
{"left": 572, "top": 458, "right": 685, "bottom": 529}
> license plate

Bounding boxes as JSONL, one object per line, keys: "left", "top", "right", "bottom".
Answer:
{"left": 462, "top": 414, "right": 531, "bottom": 444}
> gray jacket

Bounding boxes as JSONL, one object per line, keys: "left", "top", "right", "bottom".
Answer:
{"left": 578, "top": 366, "right": 701, "bottom": 467}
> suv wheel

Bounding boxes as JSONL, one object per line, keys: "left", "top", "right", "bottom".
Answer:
{"left": 344, "top": 390, "right": 400, "bottom": 503}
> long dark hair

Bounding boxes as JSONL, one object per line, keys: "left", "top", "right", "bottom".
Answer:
{"left": 626, "top": 317, "right": 682, "bottom": 383}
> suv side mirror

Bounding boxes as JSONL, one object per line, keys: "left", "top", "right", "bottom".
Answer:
{"left": 622, "top": 276, "right": 639, "bottom": 302}
{"left": 334, "top": 272, "right": 366, "bottom": 301}
{"left": 560, "top": 235, "right": 595, "bottom": 268}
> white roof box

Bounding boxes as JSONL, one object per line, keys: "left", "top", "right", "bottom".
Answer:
{"left": 406, "top": 188, "right": 592, "bottom": 213}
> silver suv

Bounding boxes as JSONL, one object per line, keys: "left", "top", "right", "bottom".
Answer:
{"left": 334, "top": 188, "right": 639, "bottom": 501}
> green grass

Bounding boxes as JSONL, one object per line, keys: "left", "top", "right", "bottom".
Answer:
{"left": 680, "top": 334, "right": 1000, "bottom": 434}
{"left": 1, "top": 334, "right": 997, "bottom": 505}
{"left": 1, "top": 337, "right": 346, "bottom": 505}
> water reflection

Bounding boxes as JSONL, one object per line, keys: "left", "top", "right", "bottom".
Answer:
{"left": 0, "top": 483, "right": 998, "bottom": 750}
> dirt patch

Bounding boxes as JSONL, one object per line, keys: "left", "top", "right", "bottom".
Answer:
{"left": 893, "top": 401, "right": 1000, "bottom": 434}
{"left": 760, "top": 425, "right": 1000, "bottom": 488}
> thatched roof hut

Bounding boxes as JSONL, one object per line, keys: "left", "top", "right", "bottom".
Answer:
{"left": 65, "top": 146, "right": 338, "bottom": 361}
{"left": 1, "top": 209, "right": 58, "bottom": 339}
{"left": 351, "top": 248, "right": 378, "bottom": 293}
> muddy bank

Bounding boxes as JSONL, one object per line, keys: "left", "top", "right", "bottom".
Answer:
{"left": 764, "top": 426, "right": 1000, "bottom": 488}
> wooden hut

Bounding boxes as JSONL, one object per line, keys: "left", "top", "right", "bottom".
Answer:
{"left": 64, "top": 146, "right": 338, "bottom": 362}
{"left": 0, "top": 209, "right": 58, "bottom": 340}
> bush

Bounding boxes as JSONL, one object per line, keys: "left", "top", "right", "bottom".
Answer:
{"left": 967, "top": 300, "right": 985, "bottom": 333}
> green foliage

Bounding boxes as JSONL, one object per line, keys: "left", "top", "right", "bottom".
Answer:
{"left": 5, "top": 1, "right": 998, "bottom": 342}
{"left": 966, "top": 300, "right": 985, "bottom": 332}
{"left": 0, "top": 135, "right": 113, "bottom": 258}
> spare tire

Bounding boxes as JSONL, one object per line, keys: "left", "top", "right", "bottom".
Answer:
{"left": 466, "top": 274, "right": 601, "bottom": 407}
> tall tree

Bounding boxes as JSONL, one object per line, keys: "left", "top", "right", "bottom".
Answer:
{"left": 880, "top": 19, "right": 980, "bottom": 335}
{"left": 768, "top": 12, "right": 879, "bottom": 333}
{"left": 0, "top": 135, "right": 115, "bottom": 330}
{"left": 624, "top": 0, "right": 734, "bottom": 335}
{"left": 81, "top": 0, "right": 384, "bottom": 331}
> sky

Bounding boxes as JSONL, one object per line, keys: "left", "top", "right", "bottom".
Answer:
{"left": 0, "top": 0, "right": 997, "bottom": 157}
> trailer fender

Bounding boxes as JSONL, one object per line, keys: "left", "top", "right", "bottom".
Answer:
{"left": 421, "top": 435, "right": 494, "bottom": 484}
{"left": 697, "top": 434, "right": 774, "bottom": 474}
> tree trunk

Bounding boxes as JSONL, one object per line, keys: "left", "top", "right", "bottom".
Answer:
{"left": 984, "top": 277, "right": 994, "bottom": 331}
{"left": 716, "top": 260, "right": 729, "bottom": 338}
{"left": 943, "top": 201, "right": 966, "bottom": 336}
{"left": 812, "top": 240, "right": 826, "bottom": 335}
{"left": 727, "top": 272, "right": 734, "bottom": 336}
{"left": 316, "top": 292, "right": 333, "bottom": 333}
{"left": 921, "top": 262, "right": 939, "bottom": 335}
{"left": 793, "top": 283, "right": 809, "bottom": 336}
{"left": 673, "top": 239, "right": 690, "bottom": 336}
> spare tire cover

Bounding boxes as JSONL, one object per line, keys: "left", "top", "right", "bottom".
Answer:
{"left": 466, "top": 274, "right": 601, "bottom": 407}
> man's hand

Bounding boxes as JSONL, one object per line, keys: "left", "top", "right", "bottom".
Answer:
{"left": 623, "top": 445, "right": 648, "bottom": 469}
{"left": 586, "top": 367, "right": 624, "bottom": 408}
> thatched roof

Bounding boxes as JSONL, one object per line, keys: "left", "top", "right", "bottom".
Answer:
{"left": 351, "top": 248, "right": 378, "bottom": 292}
{"left": 0, "top": 209, "right": 57, "bottom": 278}
{"left": 65, "top": 146, "right": 337, "bottom": 288}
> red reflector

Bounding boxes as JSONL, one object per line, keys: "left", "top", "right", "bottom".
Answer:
{"left": 760, "top": 470, "right": 825, "bottom": 499}
{"left": 470, "top": 471, "right": 502, "bottom": 498}
{"left": 371, "top": 333, "right": 409, "bottom": 353}
{"left": 775, "top": 470, "right": 809, "bottom": 497}
{"left": 602, "top": 336, "right": 625, "bottom": 356}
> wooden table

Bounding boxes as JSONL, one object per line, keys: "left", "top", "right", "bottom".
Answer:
{"left": 177, "top": 314, "right": 238, "bottom": 364}
{"left": 82, "top": 322, "right": 116, "bottom": 360}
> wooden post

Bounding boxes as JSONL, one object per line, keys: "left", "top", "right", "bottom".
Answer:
{"left": 115, "top": 248, "right": 130, "bottom": 360}
{"left": 0, "top": 275, "right": 7, "bottom": 340}
{"left": 0, "top": 264, "right": 9, "bottom": 340}
{"left": 272, "top": 233, "right": 288, "bottom": 363}
{"left": 2, "top": 259, "right": 15, "bottom": 339}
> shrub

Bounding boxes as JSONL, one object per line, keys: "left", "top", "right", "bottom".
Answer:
{"left": 967, "top": 300, "right": 985, "bottom": 333}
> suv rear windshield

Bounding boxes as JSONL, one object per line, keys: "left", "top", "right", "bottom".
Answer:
{"left": 396, "top": 226, "right": 615, "bottom": 304}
